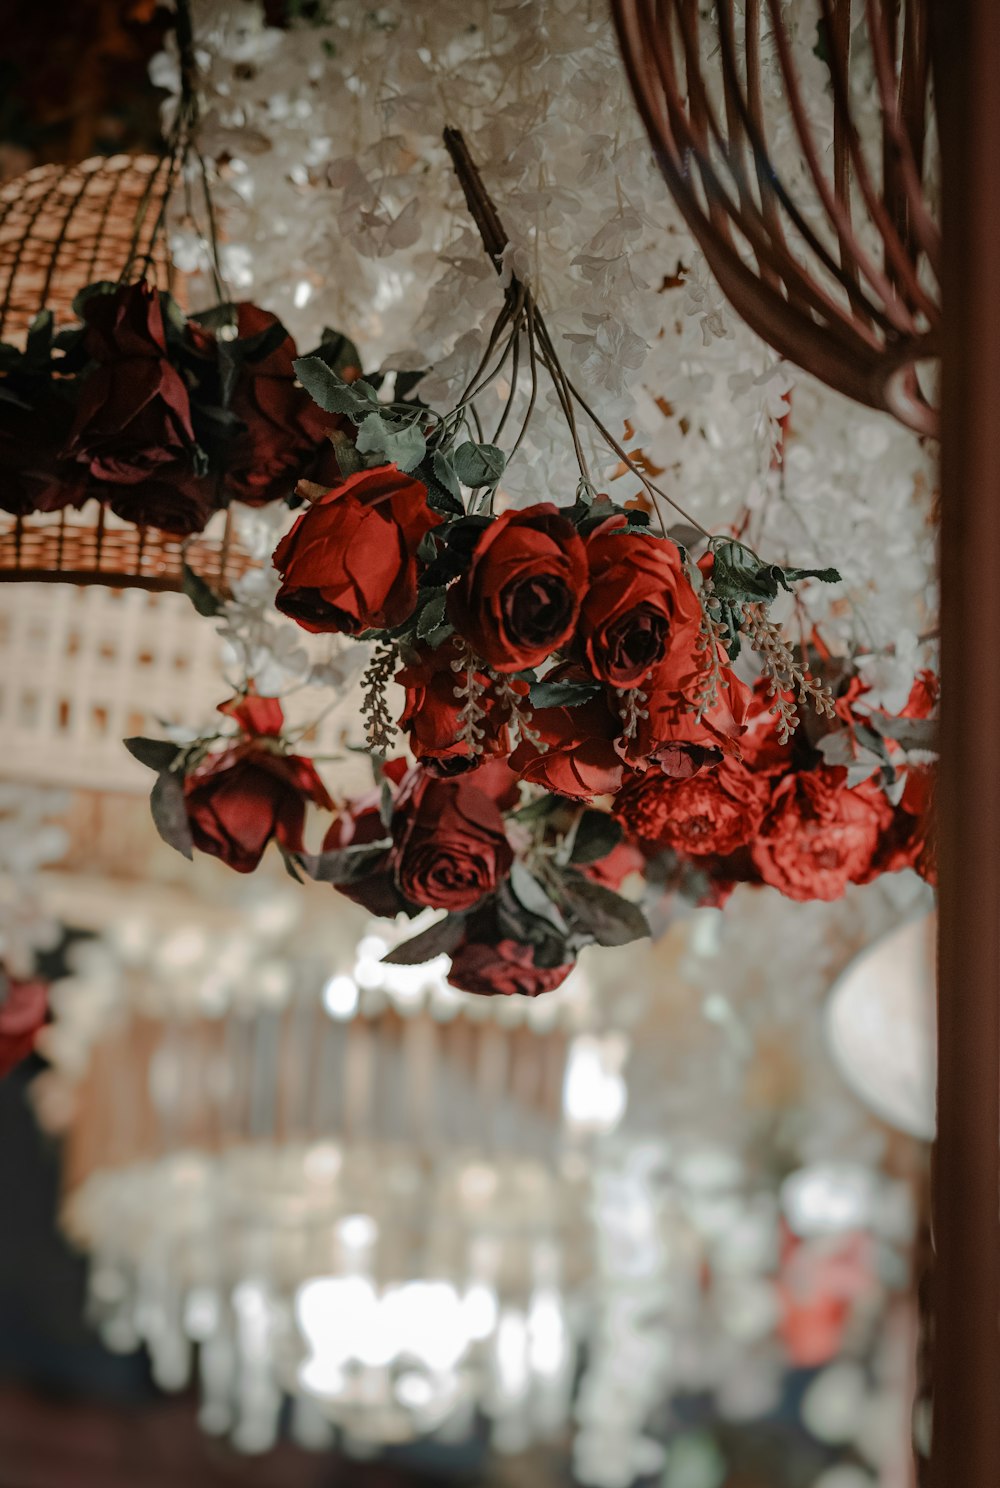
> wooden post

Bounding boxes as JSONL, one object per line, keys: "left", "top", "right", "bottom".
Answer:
{"left": 929, "top": 0, "right": 1000, "bottom": 1481}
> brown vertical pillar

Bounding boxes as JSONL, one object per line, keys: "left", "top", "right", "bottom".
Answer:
{"left": 930, "top": 0, "right": 1000, "bottom": 1483}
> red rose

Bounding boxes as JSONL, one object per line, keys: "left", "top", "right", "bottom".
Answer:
{"left": 511, "top": 679, "right": 627, "bottom": 801}
{"left": 273, "top": 465, "right": 440, "bottom": 634}
{"left": 397, "top": 639, "right": 513, "bottom": 766}
{"left": 614, "top": 756, "right": 769, "bottom": 857}
{"left": 106, "top": 464, "right": 218, "bottom": 535}
{"left": 448, "top": 936, "right": 574, "bottom": 998}
{"left": 390, "top": 763, "right": 516, "bottom": 911}
{"left": 448, "top": 503, "right": 587, "bottom": 672}
{"left": 185, "top": 697, "right": 332, "bottom": 873}
{"left": 63, "top": 282, "right": 196, "bottom": 485}
{"left": 751, "top": 768, "right": 893, "bottom": 902}
{"left": 0, "top": 976, "right": 48, "bottom": 1077}
{"left": 208, "top": 303, "right": 338, "bottom": 506}
{"left": 579, "top": 523, "right": 703, "bottom": 689}
{"left": 620, "top": 668, "right": 752, "bottom": 772}
{"left": 858, "top": 764, "right": 934, "bottom": 884}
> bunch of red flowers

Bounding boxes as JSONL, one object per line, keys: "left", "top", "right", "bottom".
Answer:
{"left": 271, "top": 463, "right": 750, "bottom": 788}
{"left": 614, "top": 670, "right": 937, "bottom": 905}
{"left": 0, "top": 280, "right": 353, "bottom": 533}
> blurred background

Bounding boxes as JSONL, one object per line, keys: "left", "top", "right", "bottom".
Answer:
{"left": 0, "top": 4, "right": 932, "bottom": 1487}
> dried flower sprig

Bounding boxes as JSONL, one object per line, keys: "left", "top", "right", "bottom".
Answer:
{"left": 451, "top": 643, "right": 488, "bottom": 755}
{"left": 361, "top": 642, "right": 399, "bottom": 755}
{"left": 742, "top": 602, "right": 837, "bottom": 744}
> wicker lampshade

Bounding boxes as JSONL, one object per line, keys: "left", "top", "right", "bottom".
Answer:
{"left": 0, "top": 154, "right": 254, "bottom": 594}
{"left": 611, "top": 0, "right": 941, "bottom": 437}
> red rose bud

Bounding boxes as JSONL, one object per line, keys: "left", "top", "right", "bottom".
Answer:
{"left": 448, "top": 937, "right": 574, "bottom": 998}
{"left": 751, "top": 768, "right": 893, "bottom": 902}
{"left": 448, "top": 503, "right": 587, "bottom": 672}
{"left": 0, "top": 976, "right": 48, "bottom": 1078}
{"left": 218, "top": 691, "right": 286, "bottom": 739}
{"left": 273, "top": 465, "right": 440, "bottom": 634}
{"left": 63, "top": 282, "right": 196, "bottom": 486}
{"left": 390, "top": 766, "right": 515, "bottom": 911}
{"left": 397, "top": 640, "right": 512, "bottom": 766}
{"left": 185, "top": 744, "right": 332, "bottom": 874}
{"left": 614, "top": 757, "right": 769, "bottom": 858}
{"left": 580, "top": 525, "right": 703, "bottom": 690}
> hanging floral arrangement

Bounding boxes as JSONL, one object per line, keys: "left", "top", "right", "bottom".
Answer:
{"left": 120, "top": 127, "right": 936, "bottom": 996}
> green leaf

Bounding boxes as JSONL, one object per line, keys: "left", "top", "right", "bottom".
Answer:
{"left": 181, "top": 562, "right": 221, "bottom": 618}
{"left": 416, "top": 588, "right": 449, "bottom": 640}
{"left": 150, "top": 770, "right": 194, "bottom": 860}
{"left": 382, "top": 914, "right": 469, "bottom": 965}
{"left": 393, "top": 368, "right": 429, "bottom": 403}
{"left": 876, "top": 715, "right": 938, "bottom": 753}
{"left": 569, "top": 810, "right": 624, "bottom": 866}
{"left": 26, "top": 310, "right": 54, "bottom": 363}
{"left": 554, "top": 868, "right": 650, "bottom": 947}
{"left": 452, "top": 440, "right": 506, "bottom": 488}
{"left": 509, "top": 861, "right": 569, "bottom": 935}
{"left": 528, "top": 679, "right": 602, "bottom": 710}
{"left": 316, "top": 327, "right": 362, "bottom": 378}
{"left": 431, "top": 449, "right": 464, "bottom": 503}
{"left": 292, "top": 356, "right": 379, "bottom": 417}
{"left": 355, "top": 412, "right": 427, "bottom": 473}
{"left": 781, "top": 565, "right": 842, "bottom": 586}
{"left": 70, "top": 280, "right": 117, "bottom": 317}
{"left": 124, "top": 736, "right": 183, "bottom": 773}
{"left": 300, "top": 842, "right": 391, "bottom": 885}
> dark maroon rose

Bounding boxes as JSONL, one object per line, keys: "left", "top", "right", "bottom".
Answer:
{"left": 199, "top": 303, "right": 341, "bottom": 506}
{"left": 390, "top": 764, "right": 516, "bottom": 911}
{"left": 106, "top": 464, "right": 218, "bottom": 535}
{"left": 321, "top": 786, "right": 416, "bottom": 920}
{"left": 448, "top": 504, "right": 588, "bottom": 672}
{"left": 448, "top": 936, "right": 573, "bottom": 998}
{"left": 63, "top": 281, "right": 196, "bottom": 486}
{"left": 0, "top": 976, "right": 48, "bottom": 1078}
{"left": 273, "top": 464, "right": 440, "bottom": 634}
{"left": 0, "top": 388, "right": 88, "bottom": 517}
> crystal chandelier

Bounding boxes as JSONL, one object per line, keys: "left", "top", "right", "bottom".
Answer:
{"left": 35, "top": 878, "right": 632, "bottom": 1457}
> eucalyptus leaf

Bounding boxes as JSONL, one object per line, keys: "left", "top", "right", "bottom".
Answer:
{"left": 356, "top": 411, "right": 427, "bottom": 473}
{"left": 150, "top": 770, "right": 194, "bottom": 861}
{"left": 452, "top": 440, "right": 506, "bottom": 488}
